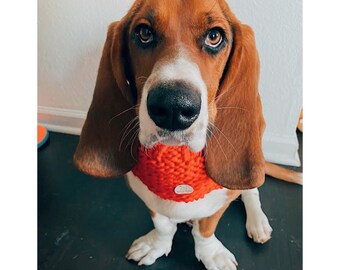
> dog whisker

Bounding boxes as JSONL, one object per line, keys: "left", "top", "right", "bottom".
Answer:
{"left": 203, "top": 128, "right": 212, "bottom": 159}
{"left": 109, "top": 105, "right": 138, "bottom": 123}
{"left": 124, "top": 125, "right": 139, "bottom": 150}
{"left": 120, "top": 121, "right": 140, "bottom": 151}
{"left": 209, "top": 121, "right": 238, "bottom": 154}
{"left": 214, "top": 106, "right": 249, "bottom": 112}
{"left": 208, "top": 0, "right": 219, "bottom": 14}
{"left": 129, "top": 129, "right": 140, "bottom": 162}
{"left": 125, "top": 125, "right": 140, "bottom": 149}
{"left": 214, "top": 81, "right": 243, "bottom": 101}
{"left": 125, "top": 128, "right": 140, "bottom": 162}
{"left": 119, "top": 117, "right": 139, "bottom": 151}
{"left": 119, "top": 116, "right": 138, "bottom": 140}
{"left": 143, "top": 145, "right": 152, "bottom": 159}
{"left": 207, "top": 127, "right": 229, "bottom": 163}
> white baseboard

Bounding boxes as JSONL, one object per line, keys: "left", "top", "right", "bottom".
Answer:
{"left": 262, "top": 132, "right": 301, "bottom": 167}
{"left": 38, "top": 106, "right": 86, "bottom": 135}
{"left": 38, "top": 106, "right": 301, "bottom": 167}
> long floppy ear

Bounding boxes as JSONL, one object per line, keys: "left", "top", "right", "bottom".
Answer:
{"left": 73, "top": 22, "right": 138, "bottom": 178}
{"left": 205, "top": 12, "right": 266, "bottom": 190}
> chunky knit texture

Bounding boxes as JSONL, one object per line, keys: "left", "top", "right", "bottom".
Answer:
{"left": 131, "top": 144, "right": 223, "bottom": 203}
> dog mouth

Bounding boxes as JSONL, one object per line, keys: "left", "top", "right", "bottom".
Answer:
{"left": 160, "top": 137, "right": 184, "bottom": 146}
{"left": 139, "top": 127, "right": 207, "bottom": 153}
{"left": 142, "top": 129, "right": 189, "bottom": 148}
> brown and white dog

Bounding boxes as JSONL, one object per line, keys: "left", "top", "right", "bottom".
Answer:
{"left": 74, "top": 0, "right": 274, "bottom": 269}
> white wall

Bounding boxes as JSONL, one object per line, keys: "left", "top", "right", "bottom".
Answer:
{"left": 38, "top": 0, "right": 302, "bottom": 166}
{"left": 38, "top": 0, "right": 134, "bottom": 133}
{"left": 227, "top": 0, "right": 302, "bottom": 166}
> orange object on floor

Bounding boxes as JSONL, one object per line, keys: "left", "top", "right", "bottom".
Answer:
{"left": 38, "top": 125, "right": 49, "bottom": 148}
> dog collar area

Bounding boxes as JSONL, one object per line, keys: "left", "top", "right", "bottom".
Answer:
{"left": 131, "top": 144, "right": 223, "bottom": 203}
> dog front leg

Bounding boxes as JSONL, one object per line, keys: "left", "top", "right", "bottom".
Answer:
{"left": 192, "top": 192, "right": 240, "bottom": 270}
{"left": 241, "top": 188, "right": 272, "bottom": 243}
{"left": 126, "top": 212, "right": 177, "bottom": 266}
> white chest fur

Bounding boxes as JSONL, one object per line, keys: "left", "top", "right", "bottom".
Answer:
{"left": 126, "top": 171, "right": 229, "bottom": 223}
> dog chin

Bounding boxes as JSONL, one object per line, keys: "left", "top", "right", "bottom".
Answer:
{"left": 139, "top": 132, "right": 206, "bottom": 153}
{"left": 160, "top": 137, "right": 184, "bottom": 147}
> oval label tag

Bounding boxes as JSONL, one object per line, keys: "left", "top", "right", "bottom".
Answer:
{"left": 174, "top": 184, "right": 194, "bottom": 195}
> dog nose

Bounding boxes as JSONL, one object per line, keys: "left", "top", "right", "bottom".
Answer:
{"left": 147, "top": 83, "right": 201, "bottom": 131}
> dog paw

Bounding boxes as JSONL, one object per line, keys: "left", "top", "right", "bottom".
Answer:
{"left": 126, "top": 229, "right": 173, "bottom": 266}
{"left": 246, "top": 211, "right": 273, "bottom": 244}
{"left": 195, "top": 237, "right": 238, "bottom": 270}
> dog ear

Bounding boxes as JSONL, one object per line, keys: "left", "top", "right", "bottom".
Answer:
{"left": 205, "top": 13, "right": 266, "bottom": 190}
{"left": 73, "top": 21, "right": 138, "bottom": 178}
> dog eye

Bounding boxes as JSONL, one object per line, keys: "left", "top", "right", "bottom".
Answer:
{"left": 136, "top": 24, "right": 154, "bottom": 44}
{"left": 205, "top": 28, "right": 224, "bottom": 48}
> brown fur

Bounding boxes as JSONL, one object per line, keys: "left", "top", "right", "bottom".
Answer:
{"left": 199, "top": 190, "right": 241, "bottom": 238}
{"left": 73, "top": 22, "right": 139, "bottom": 178}
{"left": 265, "top": 162, "right": 303, "bottom": 185}
{"left": 74, "top": 0, "right": 266, "bottom": 190}
{"left": 150, "top": 210, "right": 156, "bottom": 219}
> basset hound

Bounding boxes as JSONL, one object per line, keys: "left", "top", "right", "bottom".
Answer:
{"left": 74, "top": 0, "right": 274, "bottom": 269}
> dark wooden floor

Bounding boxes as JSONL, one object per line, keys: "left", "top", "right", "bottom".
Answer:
{"left": 38, "top": 132, "right": 302, "bottom": 270}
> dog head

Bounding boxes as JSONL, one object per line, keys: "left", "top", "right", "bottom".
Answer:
{"left": 74, "top": 0, "right": 266, "bottom": 190}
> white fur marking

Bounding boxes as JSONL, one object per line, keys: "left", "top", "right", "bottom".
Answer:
{"left": 127, "top": 171, "right": 228, "bottom": 223}
{"left": 192, "top": 220, "right": 238, "bottom": 270}
{"left": 241, "top": 188, "right": 273, "bottom": 244}
{"left": 138, "top": 52, "right": 209, "bottom": 152}
{"left": 126, "top": 213, "right": 177, "bottom": 266}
